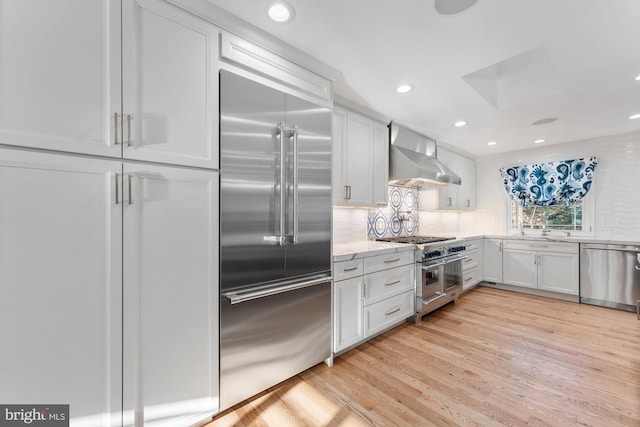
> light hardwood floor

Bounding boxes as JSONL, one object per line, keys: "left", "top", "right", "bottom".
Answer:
{"left": 206, "top": 286, "right": 640, "bottom": 426}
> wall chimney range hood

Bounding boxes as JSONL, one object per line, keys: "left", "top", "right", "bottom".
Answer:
{"left": 388, "top": 121, "right": 461, "bottom": 187}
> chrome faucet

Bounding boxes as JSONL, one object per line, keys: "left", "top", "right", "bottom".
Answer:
{"left": 541, "top": 212, "right": 549, "bottom": 236}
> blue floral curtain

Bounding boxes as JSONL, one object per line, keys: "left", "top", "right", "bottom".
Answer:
{"left": 499, "top": 157, "right": 597, "bottom": 207}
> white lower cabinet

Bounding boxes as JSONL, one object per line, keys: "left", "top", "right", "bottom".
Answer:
{"left": 483, "top": 238, "right": 503, "bottom": 283}
{"left": 0, "top": 149, "right": 122, "bottom": 426}
{"left": 333, "top": 250, "right": 415, "bottom": 354}
{"left": 502, "top": 240, "right": 579, "bottom": 295}
{"left": 0, "top": 149, "right": 220, "bottom": 426}
{"left": 461, "top": 239, "right": 483, "bottom": 291}
{"left": 122, "top": 163, "right": 219, "bottom": 426}
{"left": 333, "top": 276, "right": 365, "bottom": 352}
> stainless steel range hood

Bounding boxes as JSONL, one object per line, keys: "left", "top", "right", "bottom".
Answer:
{"left": 388, "top": 121, "right": 461, "bottom": 187}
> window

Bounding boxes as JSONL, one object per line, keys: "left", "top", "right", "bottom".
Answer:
{"left": 507, "top": 195, "right": 594, "bottom": 236}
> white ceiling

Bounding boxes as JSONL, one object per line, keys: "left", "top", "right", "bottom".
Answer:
{"left": 206, "top": 0, "right": 640, "bottom": 156}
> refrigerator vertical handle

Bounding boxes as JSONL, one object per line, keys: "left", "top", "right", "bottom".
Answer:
{"left": 263, "top": 123, "right": 287, "bottom": 246}
{"left": 291, "top": 126, "right": 299, "bottom": 244}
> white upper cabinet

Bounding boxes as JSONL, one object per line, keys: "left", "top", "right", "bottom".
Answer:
{"left": 332, "top": 106, "right": 389, "bottom": 207}
{"left": 458, "top": 155, "right": 476, "bottom": 210}
{"left": 0, "top": 0, "right": 122, "bottom": 157}
{"left": 122, "top": 0, "right": 220, "bottom": 169}
{"left": 420, "top": 148, "right": 476, "bottom": 211}
{"left": 0, "top": 0, "right": 221, "bottom": 168}
{"left": 122, "top": 163, "right": 220, "bottom": 425}
{"left": 0, "top": 148, "right": 122, "bottom": 427}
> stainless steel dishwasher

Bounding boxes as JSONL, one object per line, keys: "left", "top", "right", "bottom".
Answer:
{"left": 580, "top": 243, "right": 640, "bottom": 312}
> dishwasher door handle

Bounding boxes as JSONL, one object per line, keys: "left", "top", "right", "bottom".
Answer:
{"left": 223, "top": 275, "right": 331, "bottom": 305}
{"left": 582, "top": 244, "right": 640, "bottom": 253}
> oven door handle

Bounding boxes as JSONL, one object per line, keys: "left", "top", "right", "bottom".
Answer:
{"left": 443, "top": 255, "right": 467, "bottom": 264}
{"left": 421, "top": 261, "right": 445, "bottom": 270}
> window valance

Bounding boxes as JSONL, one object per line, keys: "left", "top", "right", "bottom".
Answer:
{"left": 499, "top": 157, "right": 597, "bottom": 207}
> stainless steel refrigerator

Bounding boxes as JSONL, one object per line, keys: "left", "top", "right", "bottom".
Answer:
{"left": 219, "top": 70, "right": 332, "bottom": 411}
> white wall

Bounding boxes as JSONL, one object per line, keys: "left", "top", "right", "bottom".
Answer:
{"left": 333, "top": 207, "right": 368, "bottom": 244}
{"left": 460, "top": 130, "right": 640, "bottom": 241}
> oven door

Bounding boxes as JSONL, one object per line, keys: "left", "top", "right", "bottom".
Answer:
{"left": 443, "top": 255, "right": 466, "bottom": 292}
{"left": 420, "top": 260, "right": 445, "bottom": 302}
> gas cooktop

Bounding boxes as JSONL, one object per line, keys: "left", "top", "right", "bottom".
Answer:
{"left": 376, "top": 236, "right": 455, "bottom": 244}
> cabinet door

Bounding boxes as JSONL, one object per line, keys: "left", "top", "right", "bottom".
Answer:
{"left": 344, "top": 111, "right": 374, "bottom": 206}
{"left": 334, "top": 277, "right": 364, "bottom": 352}
{"left": 0, "top": 149, "right": 122, "bottom": 426}
{"left": 372, "top": 121, "right": 389, "bottom": 206}
{"left": 458, "top": 156, "right": 476, "bottom": 210}
{"left": 0, "top": 0, "right": 121, "bottom": 157}
{"left": 503, "top": 249, "right": 537, "bottom": 288}
{"left": 122, "top": 163, "right": 219, "bottom": 425}
{"left": 437, "top": 149, "right": 459, "bottom": 209}
{"left": 122, "top": 0, "right": 220, "bottom": 169}
{"left": 332, "top": 107, "right": 347, "bottom": 205}
{"left": 538, "top": 252, "right": 579, "bottom": 295}
{"left": 483, "top": 239, "right": 503, "bottom": 283}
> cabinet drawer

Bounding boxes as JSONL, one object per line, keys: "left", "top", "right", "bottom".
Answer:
{"left": 364, "top": 290, "right": 414, "bottom": 338}
{"left": 463, "top": 266, "right": 479, "bottom": 290}
{"left": 462, "top": 249, "right": 479, "bottom": 271}
{"left": 503, "top": 240, "right": 578, "bottom": 254}
{"left": 334, "top": 259, "right": 364, "bottom": 281}
{"left": 364, "top": 250, "right": 415, "bottom": 274}
{"left": 364, "top": 264, "right": 415, "bottom": 305}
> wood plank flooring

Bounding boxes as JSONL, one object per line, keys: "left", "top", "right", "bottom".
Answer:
{"left": 205, "top": 287, "right": 640, "bottom": 426}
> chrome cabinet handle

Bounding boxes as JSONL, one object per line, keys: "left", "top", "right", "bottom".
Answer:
{"left": 384, "top": 258, "right": 401, "bottom": 263}
{"left": 385, "top": 307, "right": 401, "bottom": 316}
{"left": 115, "top": 173, "right": 120, "bottom": 204}
{"left": 466, "top": 199, "right": 470, "bottom": 208}
{"left": 448, "top": 197, "right": 452, "bottom": 207}
{"left": 114, "top": 112, "right": 119, "bottom": 145}
{"left": 385, "top": 280, "right": 401, "bottom": 286}
{"left": 533, "top": 254, "right": 537, "bottom": 265}
{"left": 343, "top": 266, "right": 359, "bottom": 272}
{"left": 465, "top": 276, "right": 472, "bottom": 281}
{"left": 128, "top": 174, "right": 133, "bottom": 205}
{"left": 126, "top": 114, "right": 132, "bottom": 146}
{"left": 499, "top": 241, "right": 502, "bottom": 252}
{"left": 362, "top": 282, "right": 366, "bottom": 299}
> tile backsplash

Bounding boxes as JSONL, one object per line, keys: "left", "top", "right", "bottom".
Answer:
{"left": 367, "top": 186, "right": 419, "bottom": 239}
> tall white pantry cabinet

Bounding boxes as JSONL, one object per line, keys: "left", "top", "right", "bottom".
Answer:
{"left": 0, "top": 1, "right": 220, "bottom": 426}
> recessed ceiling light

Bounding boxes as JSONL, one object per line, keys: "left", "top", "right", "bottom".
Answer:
{"left": 534, "top": 139, "right": 546, "bottom": 144}
{"left": 396, "top": 84, "right": 413, "bottom": 94}
{"left": 266, "top": 1, "right": 295, "bottom": 23}
{"left": 629, "top": 113, "right": 640, "bottom": 120}
{"left": 487, "top": 141, "right": 498, "bottom": 146}
{"left": 454, "top": 121, "right": 467, "bottom": 127}
{"left": 635, "top": 74, "right": 640, "bottom": 81}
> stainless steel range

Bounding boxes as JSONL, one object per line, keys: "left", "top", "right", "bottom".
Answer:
{"left": 377, "top": 236, "right": 467, "bottom": 321}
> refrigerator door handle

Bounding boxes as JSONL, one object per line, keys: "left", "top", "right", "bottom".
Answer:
{"left": 222, "top": 275, "right": 331, "bottom": 305}
{"left": 291, "top": 126, "right": 299, "bottom": 244}
{"left": 263, "top": 122, "right": 287, "bottom": 246}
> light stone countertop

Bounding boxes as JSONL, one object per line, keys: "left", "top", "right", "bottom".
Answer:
{"left": 333, "top": 241, "right": 416, "bottom": 262}
{"left": 333, "top": 234, "right": 640, "bottom": 261}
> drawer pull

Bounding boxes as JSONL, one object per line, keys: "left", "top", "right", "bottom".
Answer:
{"left": 343, "top": 267, "right": 359, "bottom": 272}
{"left": 530, "top": 244, "right": 549, "bottom": 248}
{"left": 384, "top": 258, "right": 401, "bottom": 263}
{"left": 385, "top": 280, "right": 401, "bottom": 286}
{"left": 385, "top": 307, "right": 401, "bottom": 316}
{"left": 465, "top": 276, "right": 473, "bottom": 281}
